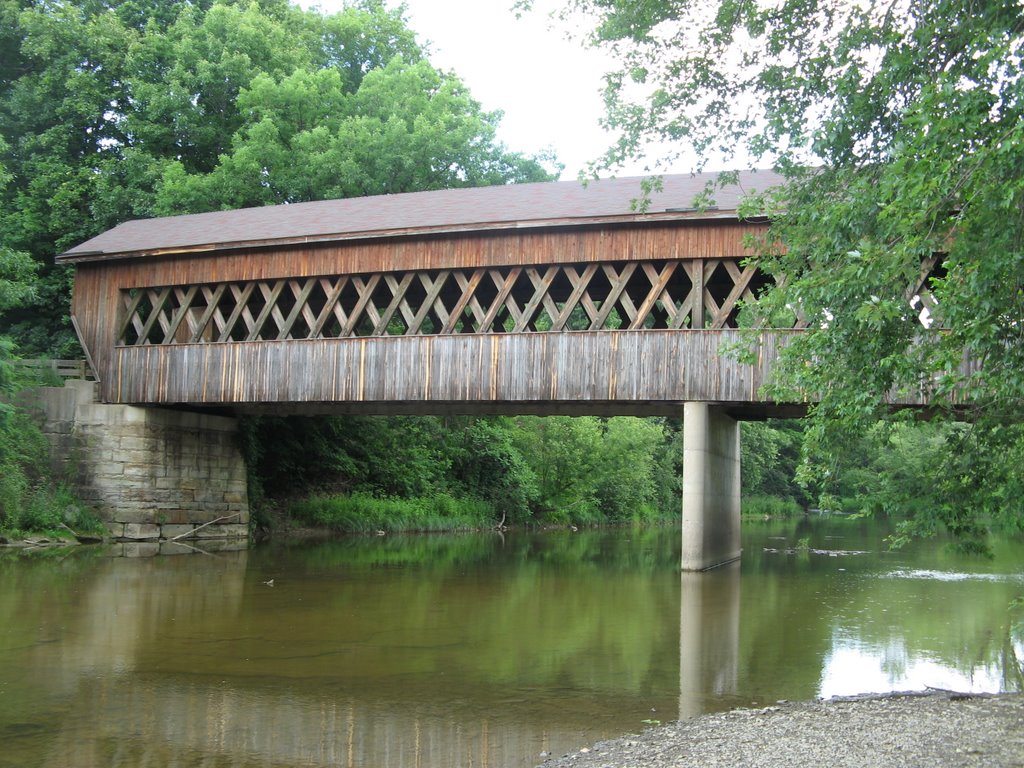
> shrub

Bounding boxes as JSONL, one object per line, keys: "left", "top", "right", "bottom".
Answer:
{"left": 287, "top": 491, "right": 495, "bottom": 533}
{"left": 742, "top": 494, "right": 804, "bottom": 518}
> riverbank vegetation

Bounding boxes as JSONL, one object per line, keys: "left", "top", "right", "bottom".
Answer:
{"left": 2, "top": 0, "right": 1021, "bottom": 546}
{"left": 242, "top": 414, "right": 688, "bottom": 532}
{"left": 244, "top": 413, "right": 823, "bottom": 533}
{"left": 0, "top": 351, "right": 103, "bottom": 538}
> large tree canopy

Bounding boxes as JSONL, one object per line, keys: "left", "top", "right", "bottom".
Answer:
{"left": 0, "top": 0, "right": 554, "bottom": 354}
{"left": 548, "top": 0, "right": 1024, "bottom": 546}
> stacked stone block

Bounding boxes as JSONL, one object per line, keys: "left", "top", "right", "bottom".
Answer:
{"left": 28, "top": 380, "right": 249, "bottom": 541}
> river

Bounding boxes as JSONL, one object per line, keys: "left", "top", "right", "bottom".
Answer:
{"left": 0, "top": 517, "right": 1021, "bottom": 767}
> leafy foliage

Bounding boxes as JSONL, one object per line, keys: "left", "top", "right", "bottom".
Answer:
{"left": 0, "top": 342, "right": 101, "bottom": 535}
{"left": 288, "top": 491, "right": 494, "bottom": 533}
{"left": 0, "top": 0, "right": 557, "bottom": 532}
{"left": 246, "top": 413, "right": 705, "bottom": 530}
{"left": 0, "top": 0, "right": 555, "bottom": 355}
{"left": 550, "top": 0, "right": 1024, "bottom": 545}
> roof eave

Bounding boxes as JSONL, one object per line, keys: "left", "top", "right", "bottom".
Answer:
{"left": 58, "top": 209, "right": 762, "bottom": 264}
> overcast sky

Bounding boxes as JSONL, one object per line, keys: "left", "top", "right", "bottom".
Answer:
{"left": 307, "top": 0, "right": 702, "bottom": 179}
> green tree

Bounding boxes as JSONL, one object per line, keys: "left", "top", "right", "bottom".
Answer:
{"left": 509, "top": 415, "right": 676, "bottom": 524}
{"left": 1, "top": 0, "right": 558, "bottom": 531}
{"left": 0, "top": 141, "right": 36, "bottom": 315}
{"left": 447, "top": 417, "right": 538, "bottom": 524}
{"left": 156, "top": 57, "right": 550, "bottom": 212}
{"left": 741, "top": 420, "right": 806, "bottom": 505}
{"left": 513, "top": 416, "right": 604, "bottom": 522}
{"left": 0, "top": 0, "right": 554, "bottom": 354}
{"left": 550, "top": 0, "right": 1024, "bottom": 547}
{"left": 591, "top": 416, "right": 668, "bottom": 522}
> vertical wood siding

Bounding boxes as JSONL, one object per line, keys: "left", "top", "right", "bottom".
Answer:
{"left": 108, "top": 330, "right": 804, "bottom": 408}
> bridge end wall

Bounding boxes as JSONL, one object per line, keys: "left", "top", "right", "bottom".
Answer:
{"left": 26, "top": 380, "right": 249, "bottom": 541}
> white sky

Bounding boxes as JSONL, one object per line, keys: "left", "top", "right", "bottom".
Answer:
{"left": 306, "top": 0, "right": 702, "bottom": 179}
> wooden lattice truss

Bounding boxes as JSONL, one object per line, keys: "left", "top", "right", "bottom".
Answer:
{"left": 118, "top": 258, "right": 779, "bottom": 346}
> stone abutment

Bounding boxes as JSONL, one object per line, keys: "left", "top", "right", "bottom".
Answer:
{"left": 25, "top": 380, "right": 249, "bottom": 540}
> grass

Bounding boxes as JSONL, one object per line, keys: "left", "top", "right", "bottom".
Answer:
{"left": 286, "top": 491, "right": 496, "bottom": 533}
{"left": 741, "top": 494, "right": 805, "bottom": 518}
{"left": 0, "top": 482, "right": 106, "bottom": 538}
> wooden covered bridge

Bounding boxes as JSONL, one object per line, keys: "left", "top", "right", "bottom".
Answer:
{"left": 52, "top": 171, "right": 917, "bottom": 567}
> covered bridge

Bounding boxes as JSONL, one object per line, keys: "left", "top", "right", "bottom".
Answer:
{"left": 57, "top": 170, "right": 802, "bottom": 568}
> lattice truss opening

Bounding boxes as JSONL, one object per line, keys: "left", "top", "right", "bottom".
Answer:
{"left": 118, "top": 258, "right": 777, "bottom": 345}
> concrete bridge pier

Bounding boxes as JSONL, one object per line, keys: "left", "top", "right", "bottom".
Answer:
{"left": 681, "top": 402, "right": 741, "bottom": 571}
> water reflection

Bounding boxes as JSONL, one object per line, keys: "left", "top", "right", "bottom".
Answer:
{"left": 0, "top": 521, "right": 1021, "bottom": 768}
{"left": 679, "top": 563, "right": 740, "bottom": 718}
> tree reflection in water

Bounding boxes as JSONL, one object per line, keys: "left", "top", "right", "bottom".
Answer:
{"left": 0, "top": 520, "right": 1020, "bottom": 767}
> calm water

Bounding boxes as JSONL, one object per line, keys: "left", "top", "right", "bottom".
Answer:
{"left": 0, "top": 518, "right": 1021, "bottom": 767}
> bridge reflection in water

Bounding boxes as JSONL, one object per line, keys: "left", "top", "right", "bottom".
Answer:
{"left": 13, "top": 546, "right": 693, "bottom": 768}
{"left": 3, "top": 526, "right": 1020, "bottom": 768}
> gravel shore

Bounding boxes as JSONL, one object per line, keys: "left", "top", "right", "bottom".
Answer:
{"left": 538, "top": 693, "right": 1024, "bottom": 768}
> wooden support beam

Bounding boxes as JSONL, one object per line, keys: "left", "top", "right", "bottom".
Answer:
{"left": 310, "top": 277, "right": 348, "bottom": 337}
{"left": 553, "top": 263, "right": 598, "bottom": 331}
{"left": 375, "top": 273, "right": 415, "bottom": 335}
{"left": 135, "top": 287, "right": 171, "bottom": 345}
{"left": 480, "top": 267, "right": 522, "bottom": 332}
{"left": 161, "top": 285, "right": 198, "bottom": 344}
{"left": 277, "top": 279, "right": 317, "bottom": 340}
{"left": 218, "top": 283, "right": 256, "bottom": 342}
{"left": 711, "top": 261, "right": 757, "bottom": 328}
{"left": 403, "top": 271, "right": 448, "bottom": 335}
{"left": 343, "top": 274, "right": 381, "bottom": 337}
{"left": 117, "top": 289, "right": 147, "bottom": 345}
{"left": 631, "top": 261, "right": 679, "bottom": 330}
{"left": 590, "top": 262, "right": 637, "bottom": 330}
{"left": 114, "top": 256, "right": 805, "bottom": 347}
{"left": 442, "top": 269, "right": 485, "bottom": 333}
{"left": 190, "top": 284, "right": 227, "bottom": 343}
{"left": 515, "top": 267, "right": 558, "bottom": 332}
{"left": 246, "top": 281, "right": 286, "bottom": 341}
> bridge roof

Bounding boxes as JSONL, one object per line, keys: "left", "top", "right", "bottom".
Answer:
{"left": 59, "top": 169, "right": 782, "bottom": 263}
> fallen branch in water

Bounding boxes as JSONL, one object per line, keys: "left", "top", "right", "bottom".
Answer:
{"left": 60, "top": 522, "right": 103, "bottom": 544}
{"left": 163, "top": 539, "right": 218, "bottom": 556}
{"left": 168, "top": 512, "right": 244, "bottom": 542}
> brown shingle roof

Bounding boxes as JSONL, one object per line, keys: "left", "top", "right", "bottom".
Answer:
{"left": 59, "top": 170, "right": 783, "bottom": 262}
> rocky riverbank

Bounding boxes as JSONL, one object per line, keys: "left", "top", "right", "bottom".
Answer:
{"left": 538, "top": 692, "right": 1024, "bottom": 768}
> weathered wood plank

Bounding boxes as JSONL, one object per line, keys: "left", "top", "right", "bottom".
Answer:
{"left": 109, "top": 330, "right": 815, "bottom": 408}
{"left": 162, "top": 285, "right": 198, "bottom": 343}
{"left": 376, "top": 273, "right": 415, "bottom": 335}
{"left": 590, "top": 263, "right": 637, "bottom": 329}
{"left": 247, "top": 281, "right": 286, "bottom": 341}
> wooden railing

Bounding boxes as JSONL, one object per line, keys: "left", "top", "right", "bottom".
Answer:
{"left": 13, "top": 358, "right": 94, "bottom": 381}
